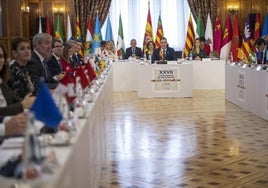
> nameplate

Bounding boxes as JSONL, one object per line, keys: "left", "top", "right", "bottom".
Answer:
{"left": 167, "top": 61, "right": 178, "bottom": 65}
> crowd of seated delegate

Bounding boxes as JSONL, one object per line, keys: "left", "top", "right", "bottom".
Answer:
{"left": 0, "top": 32, "right": 99, "bottom": 140}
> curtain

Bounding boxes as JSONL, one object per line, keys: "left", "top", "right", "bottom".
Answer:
{"left": 107, "top": 0, "right": 190, "bottom": 51}
{"left": 187, "top": 0, "right": 217, "bottom": 27}
{"left": 73, "top": 0, "right": 111, "bottom": 41}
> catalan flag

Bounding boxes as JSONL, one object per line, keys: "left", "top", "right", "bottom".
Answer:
{"left": 183, "top": 15, "right": 195, "bottom": 58}
{"left": 155, "top": 11, "right": 164, "bottom": 48}
{"left": 142, "top": 1, "right": 153, "bottom": 53}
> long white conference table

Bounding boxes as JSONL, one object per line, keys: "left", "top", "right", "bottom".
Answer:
{"left": 0, "top": 67, "right": 113, "bottom": 188}
{"left": 113, "top": 59, "right": 225, "bottom": 95}
{"left": 225, "top": 64, "right": 268, "bottom": 121}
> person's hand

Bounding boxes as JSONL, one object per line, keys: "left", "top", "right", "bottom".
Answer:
{"left": 56, "top": 71, "right": 66, "bottom": 81}
{"left": 5, "top": 113, "right": 26, "bottom": 136}
{"left": 21, "top": 93, "right": 36, "bottom": 109}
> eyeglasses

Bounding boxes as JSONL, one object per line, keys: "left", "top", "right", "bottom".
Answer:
{"left": 54, "top": 45, "right": 63, "bottom": 48}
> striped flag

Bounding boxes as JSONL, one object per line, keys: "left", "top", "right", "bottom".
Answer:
{"left": 155, "top": 12, "right": 164, "bottom": 48}
{"left": 213, "top": 16, "right": 222, "bottom": 56}
{"left": 142, "top": 2, "right": 153, "bottom": 53}
{"left": 116, "top": 14, "right": 125, "bottom": 59}
{"left": 105, "top": 15, "right": 114, "bottom": 41}
{"left": 240, "top": 14, "right": 256, "bottom": 63}
{"left": 183, "top": 15, "right": 195, "bottom": 58}
{"left": 220, "top": 15, "right": 233, "bottom": 60}
{"left": 254, "top": 13, "right": 261, "bottom": 41}
{"left": 91, "top": 14, "right": 103, "bottom": 54}
{"left": 231, "top": 14, "right": 241, "bottom": 62}
{"left": 66, "top": 14, "right": 73, "bottom": 41}
{"left": 55, "top": 14, "right": 63, "bottom": 41}
{"left": 75, "top": 16, "right": 82, "bottom": 42}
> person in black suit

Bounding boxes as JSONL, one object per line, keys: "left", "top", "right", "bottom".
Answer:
{"left": 253, "top": 37, "right": 267, "bottom": 64}
{"left": 26, "top": 33, "right": 58, "bottom": 92}
{"left": 47, "top": 38, "right": 66, "bottom": 80}
{"left": 151, "top": 37, "right": 177, "bottom": 64}
{"left": 125, "top": 39, "right": 143, "bottom": 59}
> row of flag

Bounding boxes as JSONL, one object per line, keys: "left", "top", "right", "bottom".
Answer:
{"left": 183, "top": 12, "right": 268, "bottom": 62}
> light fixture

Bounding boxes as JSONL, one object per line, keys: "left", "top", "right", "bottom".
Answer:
{"left": 53, "top": 7, "right": 64, "bottom": 15}
{"left": 228, "top": 5, "right": 239, "bottom": 14}
{"left": 21, "top": 5, "right": 30, "bottom": 13}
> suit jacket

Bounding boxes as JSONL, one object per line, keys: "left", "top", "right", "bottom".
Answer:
{"left": 0, "top": 82, "right": 23, "bottom": 116}
{"left": 27, "top": 51, "right": 58, "bottom": 93}
{"left": 151, "top": 47, "right": 177, "bottom": 63}
{"left": 125, "top": 47, "right": 143, "bottom": 59}
{"left": 47, "top": 55, "right": 63, "bottom": 77}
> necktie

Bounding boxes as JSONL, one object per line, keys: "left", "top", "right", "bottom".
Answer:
{"left": 57, "top": 58, "right": 63, "bottom": 71}
{"left": 132, "top": 48, "right": 135, "bottom": 54}
{"left": 42, "top": 60, "right": 49, "bottom": 79}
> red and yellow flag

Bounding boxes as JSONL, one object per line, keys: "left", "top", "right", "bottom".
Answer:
{"left": 142, "top": 2, "right": 153, "bottom": 53}
{"left": 183, "top": 15, "right": 195, "bottom": 58}
{"left": 155, "top": 12, "right": 164, "bottom": 48}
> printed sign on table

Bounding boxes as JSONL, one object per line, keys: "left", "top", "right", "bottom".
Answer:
{"left": 152, "top": 67, "right": 180, "bottom": 91}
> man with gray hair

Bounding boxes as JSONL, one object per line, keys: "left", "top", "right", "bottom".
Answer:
{"left": 26, "top": 33, "right": 58, "bottom": 93}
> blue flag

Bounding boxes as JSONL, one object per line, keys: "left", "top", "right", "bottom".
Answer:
{"left": 30, "top": 81, "right": 62, "bottom": 128}
{"left": 91, "top": 15, "right": 103, "bottom": 54}
{"left": 262, "top": 13, "right": 268, "bottom": 40}
{"left": 105, "top": 16, "right": 113, "bottom": 41}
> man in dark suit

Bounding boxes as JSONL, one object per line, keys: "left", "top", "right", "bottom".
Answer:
{"left": 253, "top": 37, "right": 267, "bottom": 64}
{"left": 47, "top": 38, "right": 66, "bottom": 80}
{"left": 151, "top": 37, "right": 177, "bottom": 64}
{"left": 26, "top": 33, "right": 58, "bottom": 92}
{"left": 125, "top": 39, "right": 143, "bottom": 59}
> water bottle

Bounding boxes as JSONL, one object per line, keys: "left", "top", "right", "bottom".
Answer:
{"left": 188, "top": 50, "right": 193, "bottom": 60}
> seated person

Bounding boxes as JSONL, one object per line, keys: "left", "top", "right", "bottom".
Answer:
{"left": 8, "top": 37, "right": 35, "bottom": 99}
{"left": 151, "top": 37, "right": 176, "bottom": 63}
{"left": 200, "top": 36, "right": 211, "bottom": 57}
{"left": 145, "top": 41, "right": 156, "bottom": 61}
{"left": 104, "top": 40, "right": 117, "bottom": 60}
{"left": 190, "top": 38, "right": 207, "bottom": 60}
{"left": 26, "top": 33, "right": 58, "bottom": 92}
{"left": 47, "top": 38, "right": 66, "bottom": 80}
{"left": 95, "top": 41, "right": 107, "bottom": 59}
{"left": 0, "top": 43, "right": 35, "bottom": 116}
{"left": 125, "top": 39, "right": 143, "bottom": 59}
{"left": 253, "top": 37, "right": 267, "bottom": 64}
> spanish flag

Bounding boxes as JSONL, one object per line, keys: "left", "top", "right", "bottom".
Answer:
{"left": 142, "top": 1, "right": 153, "bottom": 53}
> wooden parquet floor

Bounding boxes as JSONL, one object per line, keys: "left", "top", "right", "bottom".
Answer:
{"left": 99, "top": 90, "right": 268, "bottom": 188}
